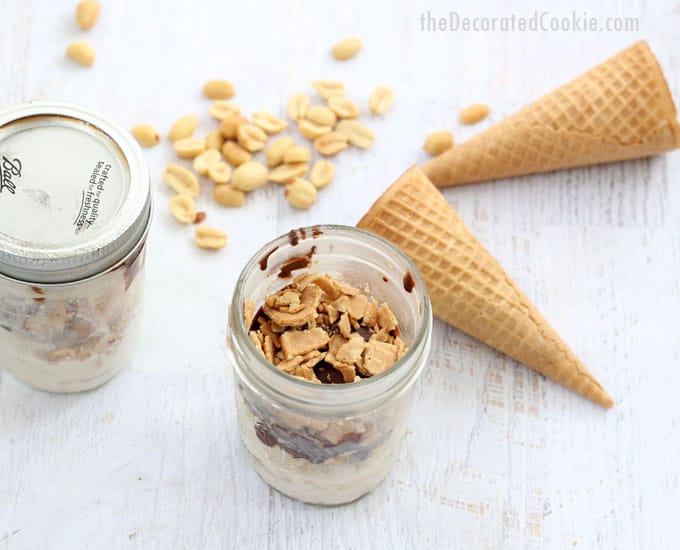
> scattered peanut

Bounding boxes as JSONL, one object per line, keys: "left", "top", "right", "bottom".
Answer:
{"left": 336, "top": 120, "right": 374, "bottom": 148}
{"left": 311, "top": 80, "right": 345, "bottom": 99}
{"left": 213, "top": 185, "right": 246, "bottom": 207}
{"left": 174, "top": 137, "right": 207, "bottom": 158}
{"left": 195, "top": 227, "right": 228, "bottom": 250}
{"left": 423, "top": 131, "right": 454, "bottom": 156}
{"left": 369, "top": 85, "right": 394, "bottom": 115}
{"left": 220, "top": 114, "right": 249, "bottom": 139}
{"left": 298, "top": 119, "right": 332, "bottom": 140}
{"left": 266, "top": 136, "right": 295, "bottom": 168}
{"left": 169, "top": 195, "right": 196, "bottom": 224}
{"left": 206, "top": 129, "right": 225, "bottom": 151}
{"left": 157, "top": 70, "right": 393, "bottom": 236}
{"left": 65, "top": 41, "right": 95, "bottom": 67}
{"left": 285, "top": 178, "right": 317, "bottom": 209}
{"left": 231, "top": 161, "right": 268, "bottom": 192}
{"left": 283, "top": 145, "right": 312, "bottom": 164}
{"left": 306, "top": 105, "right": 337, "bottom": 127}
{"left": 208, "top": 101, "right": 240, "bottom": 121}
{"left": 459, "top": 103, "right": 490, "bottom": 125}
{"left": 168, "top": 114, "right": 197, "bottom": 141}
{"left": 313, "top": 132, "right": 348, "bottom": 156}
{"left": 75, "top": 0, "right": 101, "bottom": 30}
{"left": 208, "top": 161, "right": 232, "bottom": 184}
{"left": 286, "top": 94, "right": 310, "bottom": 121}
{"left": 327, "top": 96, "right": 360, "bottom": 119}
{"left": 131, "top": 124, "right": 160, "bottom": 148}
{"left": 222, "top": 141, "right": 252, "bottom": 166}
{"left": 193, "top": 149, "right": 221, "bottom": 175}
{"left": 310, "top": 160, "right": 335, "bottom": 189}
{"left": 237, "top": 124, "right": 268, "bottom": 152}
{"left": 331, "top": 37, "right": 363, "bottom": 61}
{"left": 252, "top": 111, "right": 288, "bottom": 135}
{"left": 268, "top": 163, "right": 309, "bottom": 184}
{"left": 163, "top": 164, "right": 199, "bottom": 198}
{"left": 203, "top": 79, "right": 236, "bottom": 100}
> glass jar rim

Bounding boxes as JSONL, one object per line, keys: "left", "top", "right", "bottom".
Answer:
{"left": 229, "top": 224, "right": 433, "bottom": 409}
{"left": 0, "top": 207, "right": 151, "bottom": 288}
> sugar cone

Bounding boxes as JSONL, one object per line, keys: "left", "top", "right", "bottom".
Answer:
{"left": 424, "top": 41, "right": 680, "bottom": 187}
{"left": 358, "top": 167, "right": 613, "bottom": 408}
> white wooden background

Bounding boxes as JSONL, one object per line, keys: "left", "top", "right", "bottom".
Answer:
{"left": 1, "top": 1, "right": 679, "bottom": 548}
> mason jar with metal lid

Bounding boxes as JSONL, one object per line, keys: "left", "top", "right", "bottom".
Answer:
{"left": 0, "top": 101, "right": 151, "bottom": 393}
{"left": 228, "top": 226, "right": 433, "bottom": 505}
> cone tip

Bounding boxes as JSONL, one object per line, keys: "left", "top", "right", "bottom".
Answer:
{"left": 599, "top": 390, "right": 615, "bottom": 409}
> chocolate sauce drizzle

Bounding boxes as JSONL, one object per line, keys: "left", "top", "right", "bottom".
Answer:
{"left": 402, "top": 271, "right": 415, "bottom": 293}
{"left": 277, "top": 246, "right": 317, "bottom": 278}
{"left": 259, "top": 246, "right": 279, "bottom": 271}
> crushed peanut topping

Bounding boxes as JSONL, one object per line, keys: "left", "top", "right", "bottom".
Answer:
{"left": 248, "top": 273, "right": 407, "bottom": 383}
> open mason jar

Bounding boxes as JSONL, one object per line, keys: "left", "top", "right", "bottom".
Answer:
{"left": 0, "top": 101, "right": 151, "bottom": 393}
{"left": 228, "top": 225, "right": 432, "bottom": 505}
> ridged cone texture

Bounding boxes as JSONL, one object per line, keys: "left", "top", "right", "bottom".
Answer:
{"left": 358, "top": 167, "right": 613, "bottom": 408}
{"left": 424, "top": 41, "right": 680, "bottom": 187}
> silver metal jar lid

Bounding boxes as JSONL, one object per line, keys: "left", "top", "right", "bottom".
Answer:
{"left": 0, "top": 101, "right": 151, "bottom": 284}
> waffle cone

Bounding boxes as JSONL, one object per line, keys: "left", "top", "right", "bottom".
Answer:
{"left": 358, "top": 167, "right": 613, "bottom": 408}
{"left": 424, "top": 41, "right": 680, "bottom": 187}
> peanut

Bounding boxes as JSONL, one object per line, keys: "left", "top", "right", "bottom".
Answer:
{"left": 206, "top": 129, "right": 225, "bottom": 151}
{"left": 283, "top": 146, "right": 312, "bottom": 164}
{"left": 237, "top": 124, "right": 268, "bottom": 152}
{"left": 423, "top": 131, "right": 454, "bottom": 156}
{"left": 252, "top": 111, "right": 288, "bottom": 135}
{"left": 298, "top": 119, "right": 332, "bottom": 140}
{"left": 195, "top": 227, "right": 228, "bottom": 250}
{"left": 222, "top": 141, "right": 252, "bottom": 166}
{"left": 310, "top": 160, "right": 335, "bottom": 189}
{"left": 266, "top": 136, "right": 295, "bottom": 168}
{"left": 163, "top": 164, "right": 199, "bottom": 198}
{"left": 285, "top": 178, "right": 317, "bottom": 209}
{"left": 169, "top": 195, "right": 196, "bottom": 224}
{"left": 335, "top": 120, "right": 374, "bottom": 148}
{"left": 314, "top": 132, "right": 348, "bottom": 156}
{"left": 174, "top": 137, "right": 207, "bottom": 158}
{"left": 212, "top": 185, "right": 245, "bottom": 207}
{"left": 369, "top": 85, "right": 394, "bottom": 115}
{"left": 268, "top": 163, "right": 309, "bottom": 184}
{"left": 311, "top": 80, "right": 345, "bottom": 99}
{"left": 208, "top": 161, "right": 232, "bottom": 184}
{"left": 168, "top": 114, "right": 197, "bottom": 141}
{"left": 220, "top": 114, "right": 249, "bottom": 139}
{"left": 75, "top": 0, "right": 100, "bottom": 30}
{"left": 65, "top": 41, "right": 95, "bottom": 67}
{"left": 208, "top": 101, "right": 240, "bottom": 121}
{"left": 459, "top": 103, "right": 490, "bottom": 125}
{"left": 286, "top": 94, "right": 310, "bottom": 121}
{"left": 203, "top": 79, "right": 236, "bottom": 100}
{"left": 131, "top": 124, "right": 160, "bottom": 148}
{"left": 331, "top": 37, "right": 362, "bottom": 61}
{"left": 327, "top": 96, "right": 359, "bottom": 119}
{"left": 306, "top": 105, "right": 337, "bottom": 127}
{"left": 193, "top": 149, "right": 222, "bottom": 176}
{"left": 231, "top": 161, "right": 268, "bottom": 192}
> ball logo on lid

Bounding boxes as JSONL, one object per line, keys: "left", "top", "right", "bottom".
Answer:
{"left": 0, "top": 155, "right": 21, "bottom": 195}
